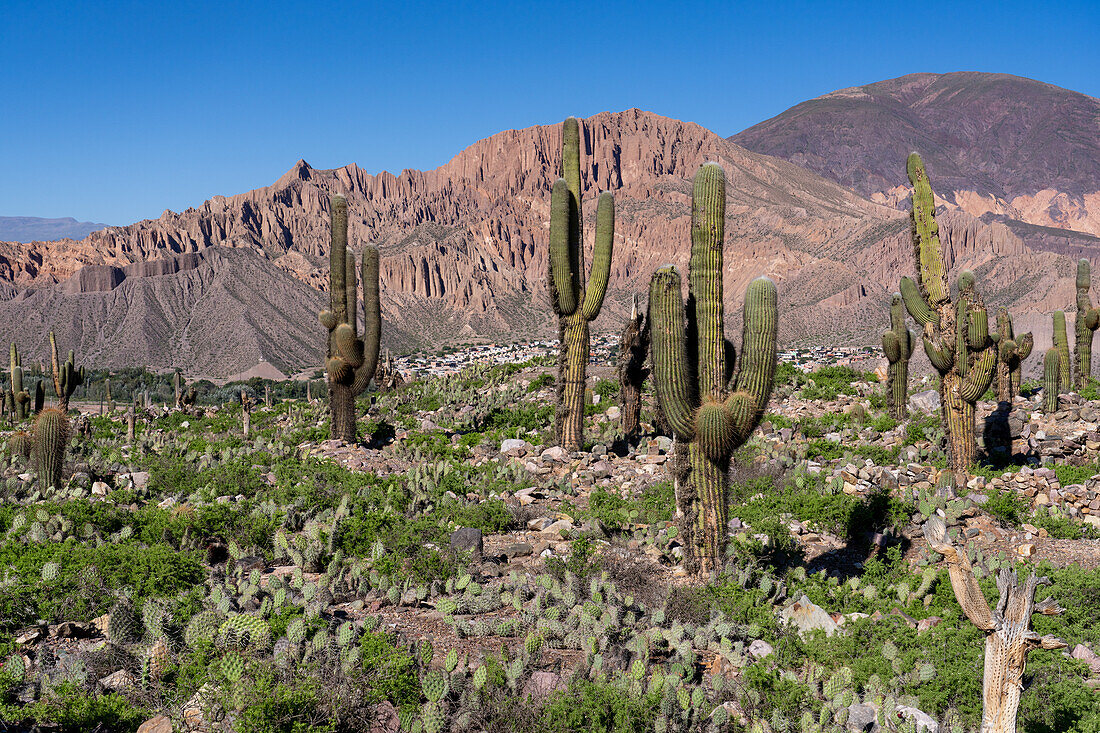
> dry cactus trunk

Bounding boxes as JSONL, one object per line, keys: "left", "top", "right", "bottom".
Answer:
{"left": 617, "top": 295, "right": 649, "bottom": 440}
{"left": 923, "top": 516, "right": 1066, "bottom": 732}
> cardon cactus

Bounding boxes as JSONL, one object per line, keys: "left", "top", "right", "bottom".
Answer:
{"left": 32, "top": 407, "right": 69, "bottom": 491}
{"left": 9, "top": 343, "right": 29, "bottom": 420}
{"left": 548, "top": 116, "right": 615, "bottom": 450}
{"left": 1043, "top": 347, "right": 1063, "bottom": 414}
{"left": 1075, "top": 258, "right": 1100, "bottom": 388}
{"left": 881, "top": 293, "right": 913, "bottom": 420}
{"left": 617, "top": 294, "right": 649, "bottom": 439}
{"left": 49, "top": 333, "right": 84, "bottom": 412}
{"left": 993, "top": 308, "right": 1032, "bottom": 404}
{"left": 1052, "top": 310, "right": 1071, "bottom": 390}
{"left": 900, "top": 154, "right": 996, "bottom": 478}
{"left": 649, "top": 162, "right": 778, "bottom": 576}
{"left": 318, "top": 194, "right": 381, "bottom": 443}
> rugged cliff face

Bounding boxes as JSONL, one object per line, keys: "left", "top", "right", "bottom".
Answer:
{"left": 0, "top": 106, "right": 1091, "bottom": 376}
{"left": 732, "top": 72, "right": 1100, "bottom": 239}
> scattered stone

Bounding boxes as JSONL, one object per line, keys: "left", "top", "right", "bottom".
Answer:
{"left": 137, "top": 715, "right": 172, "bottom": 733}
{"left": 780, "top": 595, "right": 838, "bottom": 637}
{"left": 450, "top": 527, "right": 484, "bottom": 560}
{"left": 502, "top": 543, "right": 533, "bottom": 559}
{"left": 748, "top": 639, "right": 774, "bottom": 659}
{"left": 895, "top": 705, "right": 939, "bottom": 732}
{"left": 523, "top": 671, "right": 565, "bottom": 699}
{"left": 909, "top": 390, "right": 941, "bottom": 413}
{"left": 99, "top": 669, "right": 136, "bottom": 691}
{"left": 500, "top": 439, "right": 528, "bottom": 456}
{"left": 846, "top": 702, "right": 876, "bottom": 731}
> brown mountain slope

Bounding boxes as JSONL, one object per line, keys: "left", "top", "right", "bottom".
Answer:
{"left": 732, "top": 72, "right": 1100, "bottom": 238}
{"left": 0, "top": 109, "right": 1089, "bottom": 376}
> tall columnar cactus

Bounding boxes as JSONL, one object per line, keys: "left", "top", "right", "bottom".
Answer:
{"left": 548, "top": 116, "right": 615, "bottom": 450}
{"left": 1052, "top": 310, "right": 1071, "bottom": 390}
{"left": 899, "top": 154, "right": 996, "bottom": 478}
{"left": 9, "top": 343, "right": 29, "bottom": 420}
{"left": 33, "top": 380, "right": 44, "bottom": 414}
{"left": 649, "top": 162, "right": 778, "bottom": 576}
{"left": 318, "top": 194, "right": 381, "bottom": 443}
{"left": 992, "top": 308, "right": 1033, "bottom": 404}
{"left": 924, "top": 517, "right": 1065, "bottom": 733}
{"left": 49, "top": 333, "right": 84, "bottom": 413}
{"left": 32, "top": 407, "right": 69, "bottom": 491}
{"left": 1075, "top": 258, "right": 1100, "bottom": 389}
{"left": 617, "top": 295, "right": 649, "bottom": 440}
{"left": 881, "top": 294, "right": 913, "bottom": 420}
{"left": 1043, "top": 347, "right": 1063, "bottom": 414}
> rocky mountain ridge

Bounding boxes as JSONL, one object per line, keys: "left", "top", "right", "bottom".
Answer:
{"left": 0, "top": 104, "right": 1094, "bottom": 376}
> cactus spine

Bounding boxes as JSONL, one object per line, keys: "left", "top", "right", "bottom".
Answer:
{"left": 1052, "top": 310, "right": 1071, "bottom": 391}
{"left": 318, "top": 194, "right": 381, "bottom": 443}
{"left": 993, "top": 308, "right": 1032, "bottom": 404}
{"left": 617, "top": 295, "right": 649, "bottom": 440}
{"left": 33, "top": 407, "right": 69, "bottom": 491}
{"left": 548, "top": 116, "right": 615, "bottom": 451}
{"left": 1075, "top": 258, "right": 1099, "bottom": 388}
{"left": 649, "top": 162, "right": 777, "bottom": 576}
{"left": 899, "top": 154, "right": 995, "bottom": 478}
{"left": 1043, "top": 347, "right": 1063, "bottom": 414}
{"left": 49, "top": 333, "right": 84, "bottom": 412}
{"left": 881, "top": 294, "right": 913, "bottom": 420}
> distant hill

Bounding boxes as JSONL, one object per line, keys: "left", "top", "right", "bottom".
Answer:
{"left": 0, "top": 216, "right": 108, "bottom": 242}
{"left": 732, "top": 72, "right": 1100, "bottom": 238}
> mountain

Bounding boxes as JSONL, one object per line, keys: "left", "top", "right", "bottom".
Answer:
{"left": 0, "top": 216, "right": 109, "bottom": 242}
{"left": 732, "top": 72, "right": 1100, "bottom": 240}
{"left": 0, "top": 108, "right": 1087, "bottom": 377}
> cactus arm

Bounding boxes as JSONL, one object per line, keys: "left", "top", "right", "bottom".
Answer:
{"left": 351, "top": 245, "right": 381, "bottom": 395}
{"left": 923, "top": 334, "right": 955, "bottom": 373}
{"left": 49, "top": 332, "right": 61, "bottom": 399}
{"left": 345, "top": 250, "right": 357, "bottom": 336}
{"left": 1017, "top": 332, "right": 1034, "bottom": 361}
{"left": 899, "top": 277, "right": 935, "bottom": 326}
{"left": 968, "top": 308, "right": 989, "bottom": 350}
{"left": 882, "top": 332, "right": 900, "bottom": 362}
{"left": 732, "top": 277, "right": 777, "bottom": 422}
{"left": 562, "top": 117, "right": 584, "bottom": 290}
{"left": 908, "top": 153, "right": 949, "bottom": 307}
{"left": 960, "top": 349, "right": 996, "bottom": 402}
{"left": 648, "top": 265, "right": 696, "bottom": 439}
{"left": 688, "top": 162, "right": 727, "bottom": 399}
{"left": 580, "top": 192, "right": 614, "bottom": 321}
{"left": 548, "top": 178, "right": 578, "bottom": 316}
{"left": 329, "top": 195, "right": 349, "bottom": 326}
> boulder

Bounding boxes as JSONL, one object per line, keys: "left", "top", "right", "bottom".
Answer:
{"left": 909, "top": 390, "right": 941, "bottom": 414}
{"left": 450, "top": 527, "right": 483, "bottom": 561}
{"left": 779, "top": 595, "right": 838, "bottom": 637}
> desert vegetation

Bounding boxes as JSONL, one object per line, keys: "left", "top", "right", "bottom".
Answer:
{"left": 1, "top": 143, "right": 1100, "bottom": 733}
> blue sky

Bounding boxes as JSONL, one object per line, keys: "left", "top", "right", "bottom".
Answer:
{"left": 2, "top": 0, "right": 1098, "bottom": 225}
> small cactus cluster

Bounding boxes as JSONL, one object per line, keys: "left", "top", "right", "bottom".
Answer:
{"left": 49, "top": 332, "right": 84, "bottom": 413}
{"left": 319, "top": 194, "right": 381, "bottom": 443}
{"left": 1075, "top": 258, "right": 1100, "bottom": 389}
{"left": 547, "top": 116, "right": 615, "bottom": 451}
{"left": 881, "top": 293, "right": 913, "bottom": 420}
{"left": 992, "top": 308, "right": 1032, "bottom": 404}
{"left": 649, "top": 162, "right": 778, "bottom": 576}
{"left": 6, "top": 342, "right": 31, "bottom": 420}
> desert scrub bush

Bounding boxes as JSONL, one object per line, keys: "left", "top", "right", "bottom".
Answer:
{"left": 1030, "top": 507, "right": 1100, "bottom": 540}
{"left": 527, "top": 373, "right": 554, "bottom": 392}
{"left": 539, "top": 678, "right": 659, "bottom": 733}
{"left": 593, "top": 378, "right": 619, "bottom": 401}
{"left": 561, "top": 482, "right": 674, "bottom": 531}
{"left": 904, "top": 412, "right": 942, "bottom": 445}
{"left": 1053, "top": 462, "right": 1100, "bottom": 486}
{"left": 0, "top": 684, "right": 149, "bottom": 732}
{"left": 982, "top": 488, "right": 1027, "bottom": 526}
{"left": 800, "top": 365, "right": 869, "bottom": 401}
{"left": 480, "top": 404, "right": 553, "bottom": 433}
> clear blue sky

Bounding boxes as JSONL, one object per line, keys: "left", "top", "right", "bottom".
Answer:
{"left": 2, "top": 0, "right": 1098, "bottom": 225}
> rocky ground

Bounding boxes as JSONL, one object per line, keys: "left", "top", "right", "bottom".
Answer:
{"left": 3, "top": 362, "right": 1100, "bottom": 732}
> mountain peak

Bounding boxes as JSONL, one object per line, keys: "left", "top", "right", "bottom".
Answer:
{"left": 276, "top": 159, "right": 313, "bottom": 187}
